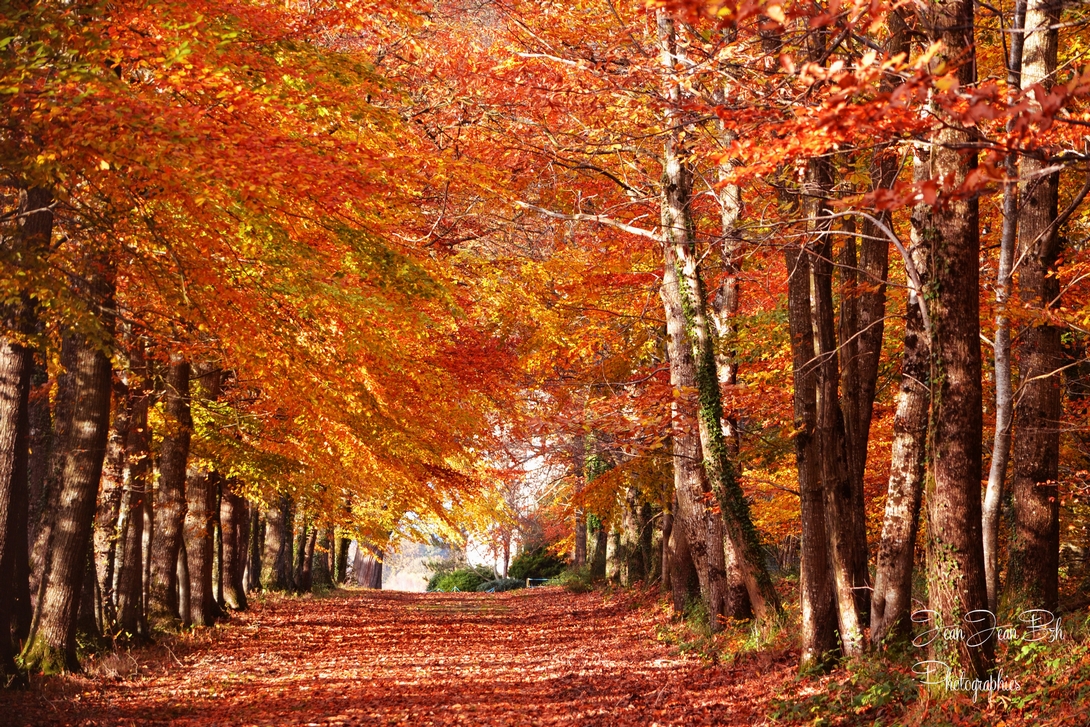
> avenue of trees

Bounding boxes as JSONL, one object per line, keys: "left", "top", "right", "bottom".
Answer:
{"left": 3, "top": 0, "right": 1090, "bottom": 688}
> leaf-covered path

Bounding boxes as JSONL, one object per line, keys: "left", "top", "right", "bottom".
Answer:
{"left": 6, "top": 588, "right": 795, "bottom": 726}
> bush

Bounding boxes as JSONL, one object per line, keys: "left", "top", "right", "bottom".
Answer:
{"left": 508, "top": 547, "right": 566, "bottom": 582}
{"left": 428, "top": 565, "right": 496, "bottom": 592}
{"left": 548, "top": 566, "right": 595, "bottom": 593}
{"left": 475, "top": 578, "right": 524, "bottom": 592}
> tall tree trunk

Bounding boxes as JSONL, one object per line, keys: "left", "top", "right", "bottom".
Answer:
{"left": 356, "top": 541, "right": 383, "bottom": 589}
{"left": 786, "top": 241, "right": 839, "bottom": 670}
{"left": 300, "top": 526, "right": 317, "bottom": 593}
{"left": 293, "top": 519, "right": 308, "bottom": 592}
{"left": 148, "top": 355, "right": 191, "bottom": 625}
{"left": 840, "top": 11, "right": 911, "bottom": 626}
{"left": 220, "top": 485, "right": 248, "bottom": 610}
{"left": 92, "top": 374, "right": 131, "bottom": 635}
{"left": 0, "top": 300, "right": 32, "bottom": 680}
{"left": 921, "top": 0, "right": 993, "bottom": 679}
{"left": 572, "top": 436, "right": 587, "bottom": 568}
{"left": 662, "top": 271, "right": 732, "bottom": 625}
{"left": 1008, "top": 0, "right": 1062, "bottom": 611}
{"left": 312, "top": 526, "right": 333, "bottom": 590}
{"left": 176, "top": 544, "right": 190, "bottom": 628}
{"left": 806, "top": 161, "right": 865, "bottom": 656}
{"left": 25, "top": 357, "right": 50, "bottom": 619}
{"left": 667, "top": 521, "right": 701, "bottom": 615}
{"left": 116, "top": 339, "right": 150, "bottom": 638}
{"left": 261, "top": 494, "right": 294, "bottom": 591}
{"left": 660, "top": 506, "right": 673, "bottom": 595}
{"left": 184, "top": 467, "right": 218, "bottom": 626}
{"left": 245, "top": 507, "right": 263, "bottom": 592}
{"left": 984, "top": 0, "right": 1029, "bottom": 618}
{"left": 590, "top": 523, "right": 607, "bottom": 580}
{"left": 870, "top": 195, "right": 931, "bottom": 645}
{"left": 22, "top": 252, "right": 115, "bottom": 672}
{"left": 658, "top": 11, "right": 777, "bottom": 622}
{"left": 17, "top": 189, "right": 52, "bottom": 636}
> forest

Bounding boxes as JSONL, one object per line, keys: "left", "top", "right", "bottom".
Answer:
{"left": 3, "top": 0, "right": 1090, "bottom": 723}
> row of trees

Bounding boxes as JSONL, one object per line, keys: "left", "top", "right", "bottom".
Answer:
{"left": 412, "top": 0, "right": 1090, "bottom": 680}
{"left": 1, "top": 0, "right": 516, "bottom": 679}
{"left": 5, "top": 0, "right": 1090, "bottom": 686}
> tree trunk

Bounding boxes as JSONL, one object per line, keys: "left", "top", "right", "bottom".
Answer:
{"left": 839, "top": 10, "right": 910, "bottom": 626}
{"left": 356, "top": 541, "right": 383, "bottom": 589}
{"left": 300, "top": 526, "right": 317, "bottom": 592}
{"left": 115, "top": 341, "right": 150, "bottom": 638}
{"left": 590, "top": 524, "right": 607, "bottom": 580}
{"left": 667, "top": 519, "right": 700, "bottom": 615}
{"left": 1008, "top": 0, "right": 1062, "bottom": 611}
{"left": 658, "top": 10, "right": 777, "bottom": 622}
{"left": 220, "top": 485, "right": 248, "bottom": 610}
{"left": 870, "top": 206, "right": 931, "bottom": 645}
{"left": 806, "top": 161, "right": 865, "bottom": 656}
{"left": 921, "top": 0, "right": 993, "bottom": 679}
{"left": 245, "top": 507, "right": 263, "bottom": 592}
{"left": 786, "top": 240, "right": 838, "bottom": 670}
{"left": 25, "top": 357, "right": 50, "bottom": 625}
{"left": 984, "top": 0, "right": 1028, "bottom": 618}
{"left": 661, "top": 266, "right": 732, "bottom": 625}
{"left": 148, "top": 355, "right": 192, "bottom": 625}
{"left": 0, "top": 304, "right": 31, "bottom": 679}
{"left": 184, "top": 467, "right": 218, "bottom": 626}
{"left": 660, "top": 505, "right": 673, "bottom": 595}
{"left": 92, "top": 374, "right": 131, "bottom": 635}
{"left": 176, "top": 545, "right": 190, "bottom": 628}
{"left": 312, "top": 526, "right": 333, "bottom": 590}
{"left": 261, "top": 494, "right": 294, "bottom": 591}
{"left": 293, "top": 519, "right": 308, "bottom": 592}
{"left": 572, "top": 436, "right": 587, "bottom": 568}
{"left": 22, "top": 271, "right": 114, "bottom": 672}
{"left": 334, "top": 533, "right": 351, "bottom": 584}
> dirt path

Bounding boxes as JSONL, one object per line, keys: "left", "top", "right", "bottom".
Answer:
{"left": 5, "top": 588, "right": 794, "bottom": 726}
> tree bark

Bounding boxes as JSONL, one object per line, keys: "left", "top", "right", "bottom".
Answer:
{"left": 300, "top": 525, "right": 317, "bottom": 592}
{"left": 590, "top": 523, "right": 607, "bottom": 580}
{"left": 662, "top": 263, "right": 732, "bottom": 625}
{"left": 921, "top": 0, "right": 994, "bottom": 679}
{"left": 984, "top": 0, "right": 1029, "bottom": 616}
{"left": 293, "top": 519, "right": 308, "bottom": 592}
{"left": 261, "top": 494, "right": 294, "bottom": 591}
{"left": 356, "top": 541, "right": 383, "bottom": 589}
{"left": 22, "top": 254, "right": 115, "bottom": 672}
{"left": 116, "top": 339, "right": 150, "bottom": 638}
{"left": 148, "top": 355, "right": 192, "bottom": 625}
{"left": 659, "top": 12, "right": 778, "bottom": 622}
{"left": 870, "top": 203, "right": 931, "bottom": 645}
{"left": 220, "top": 485, "right": 248, "bottom": 610}
{"left": 184, "top": 467, "right": 218, "bottom": 626}
{"left": 0, "top": 301, "right": 31, "bottom": 679}
{"left": 803, "top": 161, "right": 866, "bottom": 656}
{"left": 312, "top": 526, "right": 333, "bottom": 590}
{"left": 667, "top": 520, "right": 701, "bottom": 615}
{"left": 245, "top": 507, "right": 263, "bottom": 592}
{"left": 1008, "top": 0, "right": 1062, "bottom": 611}
{"left": 92, "top": 374, "right": 131, "bottom": 635}
{"left": 572, "top": 435, "right": 587, "bottom": 569}
{"left": 25, "top": 357, "right": 50, "bottom": 625}
{"left": 785, "top": 239, "right": 839, "bottom": 670}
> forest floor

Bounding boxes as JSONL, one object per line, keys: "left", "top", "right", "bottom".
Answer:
{"left": 3, "top": 587, "right": 799, "bottom": 726}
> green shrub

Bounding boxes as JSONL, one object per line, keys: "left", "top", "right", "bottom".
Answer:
{"left": 428, "top": 565, "right": 496, "bottom": 592}
{"left": 508, "top": 547, "right": 566, "bottom": 582}
{"left": 475, "top": 577, "right": 524, "bottom": 592}
{"left": 548, "top": 566, "right": 595, "bottom": 593}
